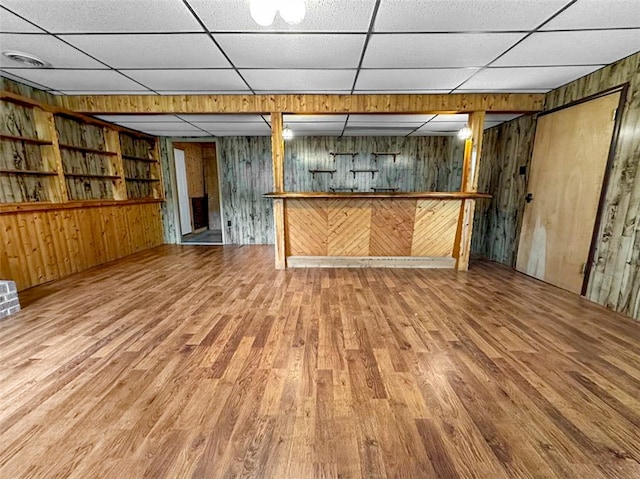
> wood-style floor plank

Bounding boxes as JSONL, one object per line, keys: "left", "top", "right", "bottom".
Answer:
{"left": 1, "top": 245, "right": 640, "bottom": 478}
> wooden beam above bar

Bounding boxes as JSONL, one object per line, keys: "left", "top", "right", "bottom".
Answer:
{"left": 264, "top": 191, "right": 492, "bottom": 199}
{"left": 58, "top": 93, "right": 545, "bottom": 115}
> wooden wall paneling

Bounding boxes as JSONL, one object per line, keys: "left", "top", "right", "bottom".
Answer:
{"left": 0, "top": 76, "right": 61, "bottom": 106}
{"left": 60, "top": 92, "right": 545, "bottom": 115}
{"left": 158, "top": 138, "right": 180, "bottom": 244}
{"left": 202, "top": 144, "right": 220, "bottom": 229}
{"left": 36, "top": 110, "right": 67, "bottom": 202}
{"left": 326, "top": 198, "right": 371, "bottom": 256}
{"left": 0, "top": 203, "right": 163, "bottom": 290}
{"left": 218, "top": 137, "right": 274, "bottom": 245}
{"left": 271, "top": 112, "right": 285, "bottom": 268}
{"left": 284, "top": 136, "right": 464, "bottom": 194}
{"left": 368, "top": 199, "right": 415, "bottom": 256}
{"left": 285, "top": 198, "right": 328, "bottom": 256}
{"left": 471, "top": 115, "right": 536, "bottom": 265}
{"left": 411, "top": 200, "right": 462, "bottom": 257}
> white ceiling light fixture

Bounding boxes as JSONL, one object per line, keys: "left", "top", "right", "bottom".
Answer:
{"left": 2, "top": 51, "right": 51, "bottom": 68}
{"left": 282, "top": 126, "right": 294, "bottom": 140}
{"left": 249, "top": 0, "right": 306, "bottom": 27}
{"left": 458, "top": 125, "right": 472, "bottom": 140}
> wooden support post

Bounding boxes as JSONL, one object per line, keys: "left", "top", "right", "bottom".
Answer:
{"left": 456, "top": 111, "right": 485, "bottom": 271}
{"left": 35, "top": 110, "right": 67, "bottom": 203}
{"left": 152, "top": 139, "right": 164, "bottom": 200}
{"left": 271, "top": 112, "right": 286, "bottom": 269}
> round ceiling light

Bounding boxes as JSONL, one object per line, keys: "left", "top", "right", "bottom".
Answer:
{"left": 2, "top": 51, "right": 51, "bottom": 68}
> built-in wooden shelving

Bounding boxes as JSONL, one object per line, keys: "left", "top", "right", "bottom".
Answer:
{"left": 58, "top": 144, "right": 117, "bottom": 156}
{"left": 0, "top": 168, "right": 58, "bottom": 176}
{"left": 0, "top": 133, "right": 53, "bottom": 145}
{"left": 0, "top": 90, "right": 163, "bottom": 204}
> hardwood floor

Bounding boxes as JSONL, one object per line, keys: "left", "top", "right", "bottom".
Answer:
{"left": 1, "top": 245, "right": 639, "bottom": 479}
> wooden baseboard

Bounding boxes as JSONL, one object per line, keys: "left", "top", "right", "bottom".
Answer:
{"left": 286, "top": 256, "right": 455, "bottom": 269}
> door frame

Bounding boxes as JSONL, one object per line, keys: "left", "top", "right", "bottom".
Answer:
{"left": 525, "top": 83, "right": 628, "bottom": 295}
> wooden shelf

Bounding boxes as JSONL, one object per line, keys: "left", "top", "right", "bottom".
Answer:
{"left": 0, "top": 198, "right": 163, "bottom": 215}
{"left": 59, "top": 144, "right": 117, "bottom": 156}
{"left": 0, "top": 133, "right": 53, "bottom": 146}
{"left": 0, "top": 168, "right": 59, "bottom": 176}
{"left": 123, "top": 154, "right": 157, "bottom": 163}
{"left": 372, "top": 152, "right": 400, "bottom": 163}
{"left": 309, "top": 169, "right": 337, "bottom": 179}
{"left": 265, "top": 191, "right": 492, "bottom": 199}
{"left": 330, "top": 152, "right": 358, "bottom": 162}
{"left": 64, "top": 173, "right": 120, "bottom": 180}
{"left": 372, "top": 187, "right": 398, "bottom": 192}
{"left": 125, "top": 177, "right": 160, "bottom": 182}
{"left": 329, "top": 187, "right": 358, "bottom": 192}
{"left": 350, "top": 169, "right": 378, "bottom": 179}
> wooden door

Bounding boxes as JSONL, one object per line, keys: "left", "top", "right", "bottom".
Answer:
{"left": 516, "top": 92, "right": 620, "bottom": 294}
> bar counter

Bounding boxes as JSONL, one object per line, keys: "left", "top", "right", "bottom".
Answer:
{"left": 264, "top": 191, "right": 491, "bottom": 269}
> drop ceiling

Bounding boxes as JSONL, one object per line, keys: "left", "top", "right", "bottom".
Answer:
{"left": 1, "top": 0, "right": 639, "bottom": 137}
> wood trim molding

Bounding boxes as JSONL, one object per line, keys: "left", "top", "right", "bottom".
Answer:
{"left": 0, "top": 198, "right": 163, "bottom": 215}
{"left": 287, "top": 256, "right": 456, "bottom": 268}
{"left": 264, "top": 191, "right": 491, "bottom": 199}
{"left": 58, "top": 93, "right": 545, "bottom": 115}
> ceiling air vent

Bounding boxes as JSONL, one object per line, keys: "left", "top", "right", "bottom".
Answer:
{"left": 2, "top": 51, "right": 51, "bottom": 68}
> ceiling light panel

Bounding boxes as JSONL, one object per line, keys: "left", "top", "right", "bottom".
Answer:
{"left": 0, "top": 68, "right": 150, "bottom": 91}
{"left": 0, "top": 0, "right": 202, "bottom": 33}
{"left": 186, "top": 0, "right": 377, "bottom": 32}
{"left": 461, "top": 65, "right": 604, "bottom": 90}
{"left": 0, "top": 33, "right": 104, "bottom": 68}
{"left": 363, "top": 33, "right": 526, "bottom": 68}
{"left": 178, "top": 114, "right": 266, "bottom": 123}
{"left": 541, "top": 0, "right": 640, "bottom": 30}
{"left": 493, "top": 30, "right": 640, "bottom": 67}
{"left": 374, "top": 0, "right": 571, "bottom": 32}
{"left": 124, "top": 69, "right": 249, "bottom": 92}
{"left": 240, "top": 69, "right": 355, "bottom": 92}
{"left": 355, "top": 68, "right": 479, "bottom": 91}
{"left": 216, "top": 34, "right": 365, "bottom": 69}
{"left": 0, "top": 9, "right": 45, "bottom": 32}
{"left": 61, "top": 34, "right": 231, "bottom": 69}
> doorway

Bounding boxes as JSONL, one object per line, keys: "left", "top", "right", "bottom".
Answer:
{"left": 516, "top": 88, "right": 624, "bottom": 294}
{"left": 173, "top": 142, "right": 223, "bottom": 245}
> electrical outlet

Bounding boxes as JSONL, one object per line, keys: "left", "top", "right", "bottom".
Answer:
{"left": 519, "top": 166, "right": 527, "bottom": 175}
{"left": 227, "top": 220, "right": 232, "bottom": 227}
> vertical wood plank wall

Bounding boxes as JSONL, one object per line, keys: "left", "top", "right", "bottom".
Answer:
{"left": 475, "top": 51, "right": 640, "bottom": 320}
{"left": 285, "top": 136, "right": 463, "bottom": 193}
{"left": 0, "top": 203, "right": 163, "bottom": 291}
{"left": 158, "top": 138, "right": 180, "bottom": 244}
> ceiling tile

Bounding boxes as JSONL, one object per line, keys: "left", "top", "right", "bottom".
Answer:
{"left": 542, "top": 0, "right": 640, "bottom": 30}
{"left": 148, "top": 131, "right": 214, "bottom": 137}
{"left": 343, "top": 128, "right": 415, "bottom": 136}
{"left": 0, "top": 33, "right": 105, "bottom": 68}
{"left": 461, "top": 65, "right": 604, "bottom": 90}
{"left": 187, "top": 0, "right": 376, "bottom": 32}
{"left": 347, "top": 114, "right": 436, "bottom": 123}
{"left": 288, "top": 122, "right": 345, "bottom": 131}
{"left": 198, "top": 123, "right": 271, "bottom": 133}
{"left": 1, "top": 68, "right": 149, "bottom": 91}
{"left": 0, "top": 8, "right": 45, "bottom": 32}
{"left": 56, "top": 90, "right": 158, "bottom": 95}
{"left": 485, "top": 113, "right": 523, "bottom": 122}
{"left": 178, "top": 114, "right": 266, "bottom": 122}
{"left": 116, "top": 122, "right": 202, "bottom": 132}
{"left": 241, "top": 69, "right": 355, "bottom": 92}
{"left": 418, "top": 121, "right": 468, "bottom": 131}
{"left": 410, "top": 131, "right": 457, "bottom": 137}
{"left": 0, "top": 70, "right": 52, "bottom": 89}
{"left": 216, "top": 34, "right": 365, "bottom": 68}
{"left": 96, "top": 115, "right": 183, "bottom": 123}
{"left": 374, "top": 0, "right": 571, "bottom": 32}
{"left": 355, "top": 68, "right": 478, "bottom": 91}
{"left": 430, "top": 114, "right": 469, "bottom": 122}
{"left": 493, "top": 30, "right": 640, "bottom": 67}
{"left": 363, "top": 33, "right": 525, "bottom": 68}
{"left": 61, "top": 34, "right": 230, "bottom": 68}
{"left": 284, "top": 115, "right": 348, "bottom": 123}
{"left": 291, "top": 130, "right": 344, "bottom": 137}
{"left": 125, "top": 69, "right": 249, "bottom": 92}
{"left": 0, "top": 0, "right": 202, "bottom": 33}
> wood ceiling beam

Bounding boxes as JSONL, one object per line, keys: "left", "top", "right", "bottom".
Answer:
{"left": 58, "top": 93, "right": 545, "bottom": 114}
